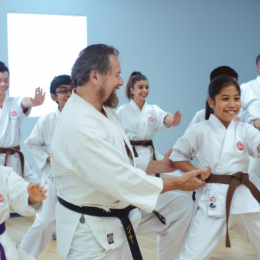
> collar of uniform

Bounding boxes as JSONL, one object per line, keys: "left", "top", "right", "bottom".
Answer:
{"left": 208, "top": 114, "right": 227, "bottom": 133}
{"left": 70, "top": 91, "right": 113, "bottom": 122}
{"left": 129, "top": 98, "right": 147, "bottom": 113}
{"left": 56, "top": 107, "right": 61, "bottom": 116}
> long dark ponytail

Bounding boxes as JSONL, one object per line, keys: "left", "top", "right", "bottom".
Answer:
{"left": 205, "top": 75, "right": 240, "bottom": 120}
{"left": 125, "top": 71, "right": 148, "bottom": 100}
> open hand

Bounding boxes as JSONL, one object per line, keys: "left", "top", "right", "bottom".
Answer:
{"left": 28, "top": 182, "right": 47, "bottom": 204}
{"left": 171, "top": 110, "right": 181, "bottom": 126}
{"left": 162, "top": 148, "right": 178, "bottom": 173}
{"left": 30, "top": 87, "right": 45, "bottom": 106}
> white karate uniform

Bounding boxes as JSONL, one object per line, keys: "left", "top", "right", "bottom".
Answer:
{"left": 170, "top": 114, "right": 260, "bottom": 260}
{"left": 51, "top": 92, "right": 193, "bottom": 260}
{"left": 0, "top": 96, "right": 39, "bottom": 183}
{"left": 0, "top": 165, "right": 42, "bottom": 260}
{"left": 187, "top": 108, "right": 260, "bottom": 178}
{"left": 117, "top": 99, "right": 182, "bottom": 179}
{"left": 20, "top": 109, "right": 59, "bottom": 258}
{"left": 241, "top": 76, "right": 260, "bottom": 177}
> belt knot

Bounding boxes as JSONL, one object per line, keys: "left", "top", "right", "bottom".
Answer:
{"left": 232, "top": 172, "right": 249, "bottom": 185}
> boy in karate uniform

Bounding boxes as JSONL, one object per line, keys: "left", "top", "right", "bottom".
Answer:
{"left": 20, "top": 75, "right": 75, "bottom": 258}
{"left": 0, "top": 62, "right": 45, "bottom": 183}
{"left": 0, "top": 165, "right": 46, "bottom": 260}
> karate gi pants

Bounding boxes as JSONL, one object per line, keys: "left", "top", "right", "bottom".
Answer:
{"left": 66, "top": 191, "right": 193, "bottom": 260}
{"left": 248, "top": 157, "right": 260, "bottom": 177}
{"left": 20, "top": 177, "right": 56, "bottom": 258}
{"left": 176, "top": 189, "right": 260, "bottom": 260}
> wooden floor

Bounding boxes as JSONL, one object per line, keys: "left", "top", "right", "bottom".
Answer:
{"left": 6, "top": 216, "right": 257, "bottom": 260}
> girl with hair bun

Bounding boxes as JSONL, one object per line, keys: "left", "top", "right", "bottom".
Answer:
{"left": 117, "top": 71, "right": 192, "bottom": 259}
{"left": 170, "top": 75, "right": 260, "bottom": 259}
{"left": 117, "top": 71, "right": 182, "bottom": 178}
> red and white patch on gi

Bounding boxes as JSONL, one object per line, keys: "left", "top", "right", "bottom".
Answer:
{"left": 0, "top": 193, "right": 5, "bottom": 207}
{"left": 234, "top": 117, "right": 241, "bottom": 122}
{"left": 236, "top": 141, "right": 244, "bottom": 154}
{"left": 149, "top": 117, "right": 154, "bottom": 123}
{"left": 210, "top": 196, "right": 216, "bottom": 203}
{"left": 11, "top": 111, "right": 18, "bottom": 117}
{"left": 107, "top": 233, "right": 114, "bottom": 244}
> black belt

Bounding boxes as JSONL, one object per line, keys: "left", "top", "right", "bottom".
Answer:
{"left": 58, "top": 197, "right": 165, "bottom": 260}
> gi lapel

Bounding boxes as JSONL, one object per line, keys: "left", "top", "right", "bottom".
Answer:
{"left": 136, "top": 101, "right": 147, "bottom": 140}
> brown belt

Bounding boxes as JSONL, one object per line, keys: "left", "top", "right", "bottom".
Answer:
{"left": 0, "top": 145, "right": 24, "bottom": 178}
{"left": 130, "top": 140, "right": 160, "bottom": 178}
{"left": 206, "top": 172, "right": 260, "bottom": 247}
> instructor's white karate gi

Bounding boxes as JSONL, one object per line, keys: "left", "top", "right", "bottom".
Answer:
{"left": 0, "top": 166, "right": 41, "bottom": 260}
{"left": 0, "top": 96, "right": 39, "bottom": 183}
{"left": 170, "top": 114, "right": 260, "bottom": 260}
{"left": 117, "top": 99, "right": 181, "bottom": 179}
{"left": 51, "top": 92, "right": 193, "bottom": 260}
{"left": 20, "top": 109, "right": 59, "bottom": 258}
{"left": 241, "top": 76, "right": 260, "bottom": 176}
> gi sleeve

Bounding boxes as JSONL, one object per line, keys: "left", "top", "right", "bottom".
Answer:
{"left": 15, "top": 97, "right": 31, "bottom": 121}
{"left": 241, "top": 84, "right": 260, "bottom": 119}
{"left": 153, "top": 105, "right": 172, "bottom": 132}
{"left": 243, "top": 124, "right": 260, "bottom": 159}
{"left": 238, "top": 110, "right": 256, "bottom": 126}
{"left": 134, "top": 156, "right": 150, "bottom": 172}
{"left": 25, "top": 118, "right": 50, "bottom": 172}
{"left": 71, "top": 120, "right": 163, "bottom": 213}
{"left": 186, "top": 109, "right": 205, "bottom": 132}
{"left": 169, "top": 125, "right": 199, "bottom": 162}
{"left": 6, "top": 167, "right": 41, "bottom": 216}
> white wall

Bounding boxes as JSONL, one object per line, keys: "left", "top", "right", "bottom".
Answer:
{"left": 0, "top": 0, "right": 259, "bottom": 176}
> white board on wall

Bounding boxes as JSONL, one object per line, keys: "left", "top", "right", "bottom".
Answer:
{"left": 7, "top": 13, "right": 87, "bottom": 117}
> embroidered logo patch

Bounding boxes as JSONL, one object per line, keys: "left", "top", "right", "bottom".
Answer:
{"left": 107, "top": 233, "right": 114, "bottom": 244}
{"left": 236, "top": 141, "right": 244, "bottom": 154}
{"left": 0, "top": 193, "right": 5, "bottom": 207}
{"left": 234, "top": 117, "right": 241, "bottom": 122}
{"left": 149, "top": 116, "right": 154, "bottom": 123}
{"left": 209, "top": 203, "right": 216, "bottom": 209}
{"left": 11, "top": 111, "right": 17, "bottom": 117}
{"left": 210, "top": 196, "right": 216, "bottom": 203}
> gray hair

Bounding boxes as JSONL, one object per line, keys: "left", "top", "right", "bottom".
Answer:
{"left": 71, "top": 44, "right": 119, "bottom": 86}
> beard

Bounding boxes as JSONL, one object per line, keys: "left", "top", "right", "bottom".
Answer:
{"left": 97, "top": 84, "right": 119, "bottom": 109}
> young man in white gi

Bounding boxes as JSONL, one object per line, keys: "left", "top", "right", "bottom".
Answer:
{"left": 0, "top": 165, "right": 47, "bottom": 260}
{"left": 51, "top": 44, "right": 210, "bottom": 260}
{"left": 240, "top": 55, "right": 260, "bottom": 176}
{"left": 0, "top": 61, "right": 45, "bottom": 183}
{"left": 20, "top": 75, "right": 75, "bottom": 258}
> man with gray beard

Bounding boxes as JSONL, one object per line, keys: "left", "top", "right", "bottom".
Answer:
{"left": 50, "top": 44, "right": 209, "bottom": 260}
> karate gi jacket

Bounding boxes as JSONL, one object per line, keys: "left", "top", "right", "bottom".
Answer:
{"left": 51, "top": 92, "right": 163, "bottom": 258}
{"left": 170, "top": 114, "right": 260, "bottom": 217}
